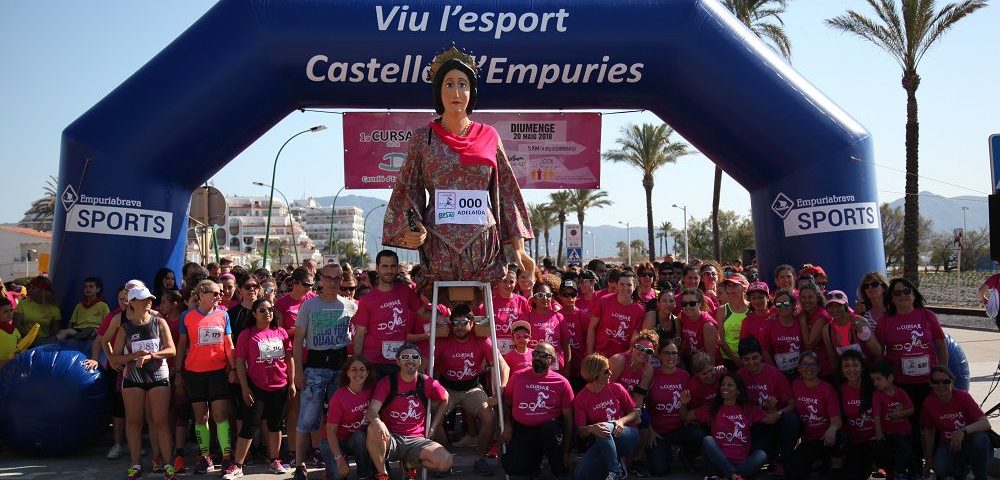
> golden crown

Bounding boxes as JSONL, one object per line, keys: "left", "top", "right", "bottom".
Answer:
{"left": 429, "top": 44, "right": 478, "bottom": 80}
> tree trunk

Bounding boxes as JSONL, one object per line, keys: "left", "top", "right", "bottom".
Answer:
{"left": 902, "top": 71, "right": 921, "bottom": 284}
{"left": 557, "top": 215, "right": 566, "bottom": 266}
{"left": 533, "top": 230, "right": 540, "bottom": 263}
{"left": 712, "top": 165, "right": 722, "bottom": 262}
{"left": 544, "top": 230, "right": 551, "bottom": 260}
{"left": 643, "top": 173, "right": 656, "bottom": 263}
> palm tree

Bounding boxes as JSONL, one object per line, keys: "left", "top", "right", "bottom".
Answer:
{"left": 18, "top": 175, "right": 58, "bottom": 232}
{"left": 603, "top": 123, "right": 692, "bottom": 262}
{"left": 827, "top": 0, "right": 987, "bottom": 282}
{"left": 658, "top": 221, "right": 674, "bottom": 259}
{"left": 549, "top": 190, "right": 573, "bottom": 265}
{"left": 568, "top": 189, "right": 613, "bottom": 235}
{"left": 527, "top": 203, "right": 545, "bottom": 261}
{"left": 530, "top": 203, "right": 557, "bottom": 264}
{"left": 720, "top": 0, "right": 794, "bottom": 262}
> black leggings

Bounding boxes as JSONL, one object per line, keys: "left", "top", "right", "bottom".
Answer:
{"left": 500, "top": 419, "right": 569, "bottom": 476}
{"left": 784, "top": 431, "right": 848, "bottom": 480}
{"left": 238, "top": 384, "right": 288, "bottom": 440}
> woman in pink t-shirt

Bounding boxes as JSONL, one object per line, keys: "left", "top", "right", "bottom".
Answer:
{"left": 323, "top": 355, "right": 375, "bottom": 480}
{"left": 739, "top": 282, "right": 771, "bottom": 344}
{"left": 680, "top": 372, "right": 779, "bottom": 480}
{"left": 837, "top": 349, "right": 882, "bottom": 480}
{"left": 645, "top": 339, "right": 700, "bottom": 476}
{"left": 502, "top": 321, "right": 533, "bottom": 374}
{"left": 855, "top": 271, "right": 889, "bottom": 330}
{"left": 919, "top": 365, "right": 991, "bottom": 480}
{"left": 760, "top": 289, "right": 804, "bottom": 377}
{"left": 786, "top": 351, "right": 847, "bottom": 479}
{"left": 799, "top": 283, "right": 834, "bottom": 378}
{"left": 573, "top": 354, "right": 640, "bottom": 480}
{"left": 528, "top": 284, "right": 570, "bottom": 371}
{"left": 635, "top": 266, "right": 658, "bottom": 304}
{"left": 677, "top": 288, "right": 720, "bottom": 365}
{"left": 230, "top": 298, "right": 296, "bottom": 478}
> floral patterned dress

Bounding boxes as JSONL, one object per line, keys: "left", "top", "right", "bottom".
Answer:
{"left": 383, "top": 123, "right": 532, "bottom": 283}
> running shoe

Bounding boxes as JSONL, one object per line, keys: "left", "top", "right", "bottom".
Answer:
{"left": 172, "top": 455, "right": 186, "bottom": 473}
{"left": 293, "top": 465, "right": 309, "bottom": 480}
{"left": 108, "top": 444, "right": 126, "bottom": 460}
{"left": 194, "top": 455, "right": 213, "bottom": 475}
{"left": 220, "top": 456, "right": 234, "bottom": 474}
{"left": 163, "top": 465, "right": 178, "bottom": 480}
{"left": 269, "top": 458, "right": 288, "bottom": 474}
{"left": 485, "top": 441, "right": 499, "bottom": 459}
{"left": 152, "top": 456, "right": 165, "bottom": 473}
{"left": 311, "top": 448, "right": 326, "bottom": 469}
{"left": 220, "top": 464, "right": 243, "bottom": 480}
{"left": 474, "top": 457, "right": 494, "bottom": 477}
{"left": 126, "top": 465, "right": 142, "bottom": 480}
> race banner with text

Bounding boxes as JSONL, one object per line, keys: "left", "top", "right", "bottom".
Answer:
{"left": 343, "top": 111, "right": 601, "bottom": 189}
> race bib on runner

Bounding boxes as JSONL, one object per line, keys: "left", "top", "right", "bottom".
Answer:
{"left": 435, "top": 190, "right": 489, "bottom": 225}
{"left": 774, "top": 351, "right": 800, "bottom": 372}
{"left": 901, "top": 355, "right": 930, "bottom": 377}
{"left": 131, "top": 339, "right": 159, "bottom": 354}
{"left": 382, "top": 340, "right": 404, "bottom": 360}
{"left": 496, "top": 338, "right": 513, "bottom": 355}
{"left": 199, "top": 326, "right": 225, "bottom": 346}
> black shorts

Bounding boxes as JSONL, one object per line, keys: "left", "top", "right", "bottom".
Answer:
{"left": 184, "top": 369, "right": 229, "bottom": 403}
{"left": 122, "top": 378, "right": 170, "bottom": 391}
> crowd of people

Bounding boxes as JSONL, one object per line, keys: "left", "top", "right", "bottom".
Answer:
{"left": 0, "top": 253, "right": 994, "bottom": 480}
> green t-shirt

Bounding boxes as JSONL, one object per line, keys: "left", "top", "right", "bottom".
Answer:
{"left": 14, "top": 298, "right": 62, "bottom": 338}
{"left": 70, "top": 301, "right": 110, "bottom": 330}
{"left": 721, "top": 304, "right": 747, "bottom": 360}
{"left": 0, "top": 327, "right": 22, "bottom": 360}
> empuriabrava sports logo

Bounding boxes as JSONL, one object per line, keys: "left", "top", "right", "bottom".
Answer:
{"left": 771, "top": 192, "right": 879, "bottom": 238}
{"left": 62, "top": 185, "right": 173, "bottom": 240}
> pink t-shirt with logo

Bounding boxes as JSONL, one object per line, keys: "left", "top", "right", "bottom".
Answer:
{"left": 792, "top": 378, "right": 841, "bottom": 441}
{"left": 679, "top": 311, "right": 720, "bottom": 361}
{"left": 872, "top": 387, "right": 913, "bottom": 437}
{"left": 804, "top": 307, "right": 835, "bottom": 376}
{"left": 235, "top": 326, "right": 291, "bottom": 391}
{"left": 920, "top": 389, "right": 985, "bottom": 443}
{"left": 354, "top": 285, "right": 424, "bottom": 364}
{"left": 739, "top": 311, "right": 770, "bottom": 343}
{"left": 876, "top": 309, "right": 944, "bottom": 384}
{"left": 276, "top": 292, "right": 317, "bottom": 331}
{"left": 527, "top": 310, "right": 570, "bottom": 370}
{"left": 615, "top": 352, "right": 647, "bottom": 393}
{"left": 647, "top": 368, "right": 690, "bottom": 434}
{"left": 574, "top": 382, "right": 637, "bottom": 427}
{"left": 373, "top": 374, "right": 447, "bottom": 438}
{"left": 591, "top": 295, "right": 645, "bottom": 358}
{"left": 504, "top": 369, "right": 574, "bottom": 426}
{"left": 687, "top": 374, "right": 720, "bottom": 409}
{"left": 475, "top": 294, "right": 530, "bottom": 354}
{"left": 412, "top": 304, "right": 449, "bottom": 359}
{"left": 562, "top": 308, "right": 588, "bottom": 378}
{"left": 326, "top": 386, "right": 373, "bottom": 442}
{"left": 434, "top": 335, "right": 493, "bottom": 382}
{"left": 737, "top": 363, "right": 792, "bottom": 410}
{"left": 503, "top": 348, "right": 532, "bottom": 374}
{"left": 694, "top": 404, "right": 766, "bottom": 464}
{"left": 840, "top": 383, "right": 875, "bottom": 444}
{"left": 761, "top": 317, "right": 803, "bottom": 373}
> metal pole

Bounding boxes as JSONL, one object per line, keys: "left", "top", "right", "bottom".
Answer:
{"left": 256, "top": 182, "right": 300, "bottom": 266}
{"left": 684, "top": 208, "right": 689, "bottom": 264}
{"left": 328, "top": 186, "right": 346, "bottom": 257}
{"left": 262, "top": 125, "right": 326, "bottom": 269}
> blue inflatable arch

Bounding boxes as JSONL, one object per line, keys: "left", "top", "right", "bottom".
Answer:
{"left": 52, "top": 0, "right": 885, "bottom": 313}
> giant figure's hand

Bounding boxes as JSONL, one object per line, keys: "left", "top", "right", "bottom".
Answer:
{"left": 400, "top": 221, "right": 427, "bottom": 249}
{"left": 509, "top": 237, "right": 535, "bottom": 276}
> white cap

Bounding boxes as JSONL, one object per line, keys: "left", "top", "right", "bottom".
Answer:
{"left": 127, "top": 285, "right": 156, "bottom": 302}
{"left": 125, "top": 279, "right": 147, "bottom": 290}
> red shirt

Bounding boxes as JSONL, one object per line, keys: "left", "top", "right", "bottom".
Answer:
{"left": 687, "top": 374, "right": 720, "bottom": 409}
{"left": 504, "top": 369, "right": 574, "bottom": 427}
{"left": 647, "top": 368, "right": 690, "bottom": 434}
{"left": 737, "top": 363, "right": 792, "bottom": 410}
{"left": 326, "top": 386, "right": 373, "bottom": 442}
{"left": 679, "top": 311, "right": 720, "bottom": 362}
{"left": 275, "top": 292, "right": 317, "bottom": 331}
{"left": 876, "top": 308, "right": 944, "bottom": 384}
{"left": 562, "top": 307, "right": 589, "bottom": 378}
{"left": 412, "top": 304, "right": 448, "bottom": 359}
{"left": 235, "top": 326, "right": 290, "bottom": 391}
{"left": 527, "top": 310, "right": 570, "bottom": 370}
{"left": 761, "top": 317, "right": 803, "bottom": 373}
{"left": 792, "top": 379, "right": 840, "bottom": 441}
{"left": 475, "top": 294, "right": 530, "bottom": 354}
{"left": 503, "top": 347, "right": 532, "bottom": 373}
{"left": 591, "top": 295, "right": 645, "bottom": 358}
{"left": 614, "top": 352, "right": 647, "bottom": 393}
{"left": 873, "top": 387, "right": 913, "bottom": 436}
{"left": 804, "top": 307, "right": 834, "bottom": 376}
{"left": 739, "top": 311, "right": 770, "bottom": 343}
{"left": 372, "top": 374, "right": 447, "bottom": 438}
{"left": 920, "top": 389, "right": 985, "bottom": 442}
{"left": 434, "top": 335, "right": 493, "bottom": 382}
{"left": 840, "top": 383, "right": 875, "bottom": 444}
{"left": 354, "top": 285, "right": 423, "bottom": 364}
{"left": 694, "top": 404, "right": 767, "bottom": 463}
{"left": 574, "top": 382, "right": 637, "bottom": 427}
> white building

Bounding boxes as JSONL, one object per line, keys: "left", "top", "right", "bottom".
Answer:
{"left": 0, "top": 226, "right": 51, "bottom": 280}
{"left": 290, "top": 198, "right": 365, "bottom": 255}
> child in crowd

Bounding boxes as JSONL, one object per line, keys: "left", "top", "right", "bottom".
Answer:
{"left": 57, "top": 277, "right": 109, "bottom": 341}
{"left": 871, "top": 360, "right": 914, "bottom": 480}
{"left": 0, "top": 298, "right": 22, "bottom": 367}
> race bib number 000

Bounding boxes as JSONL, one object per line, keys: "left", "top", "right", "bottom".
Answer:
{"left": 435, "top": 190, "right": 489, "bottom": 225}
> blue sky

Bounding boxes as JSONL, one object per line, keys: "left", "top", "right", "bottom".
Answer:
{"left": 1, "top": 1, "right": 997, "bottom": 232}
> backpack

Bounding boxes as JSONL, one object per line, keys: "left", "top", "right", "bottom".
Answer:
{"left": 380, "top": 373, "right": 428, "bottom": 411}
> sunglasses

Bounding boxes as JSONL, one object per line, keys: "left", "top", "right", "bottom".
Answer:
{"left": 633, "top": 344, "right": 655, "bottom": 355}
{"left": 532, "top": 351, "right": 553, "bottom": 360}
{"left": 826, "top": 292, "right": 846, "bottom": 301}
{"left": 340, "top": 286, "right": 357, "bottom": 292}
{"left": 296, "top": 280, "right": 315, "bottom": 287}
{"left": 533, "top": 292, "right": 553, "bottom": 299}
{"left": 702, "top": 271, "right": 717, "bottom": 277}
{"left": 775, "top": 300, "right": 793, "bottom": 308}
{"left": 257, "top": 307, "right": 274, "bottom": 314}
{"left": 863, "top": 281, "right": 883, "bottom": 290}
{"left": 930, "top": 378, "right": 952, "bottom": 385}
{"left": 560, "top": 291, "right": 578, "bottom": 298}
{"left": 892, "top": 288, "right": 913, "bottom": 297}
{"left": 263, "top": 287, "right": 275, "bottom": 293}
{"left": 449, "top": 319, "right": 472, "bottom": 326}
{"left": 243, "top": 283, "right": 260, "bottom": 290}
{"left": 202, "top": 291, "right": 222, "bottom": 297}
{"left": 681, "top": 300, "right": 699, "bottom": 307}
{"left": 397, "top": 354, "right": 420, "bottom": 361}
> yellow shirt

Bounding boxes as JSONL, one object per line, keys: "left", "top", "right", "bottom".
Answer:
{"left": 70, "top": 301, "right": 110, "bottom": 330}
{"left": 0, "top": 327, "right": 23, "bottom": 360}
{"left": 14, "top": 298, "right": 62, "bottom": 338}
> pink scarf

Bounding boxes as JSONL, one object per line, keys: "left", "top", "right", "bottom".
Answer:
{"left": 429, "top": 121, "right": 498, "bottom": 168}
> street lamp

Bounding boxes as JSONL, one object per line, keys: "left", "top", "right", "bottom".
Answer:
{"left": 254, "top": 181, "right": 300, "bottom": 265}
{"left": 262, "top": 125, "right": 326, "bottom": 268}
{"left": 328, "top": 186, "right": 346, "bottom": 257}
{"left": 361, "top": 204, "right": 386, "bottom": 266}
{"left": 586, "top": 230, "right": 596, "bottom": 261}
{"left": 617, "top": 221, "right": 631, "bottom": 266}
{"left": 672, "top": 204, "right": 688, "bottom": 263}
